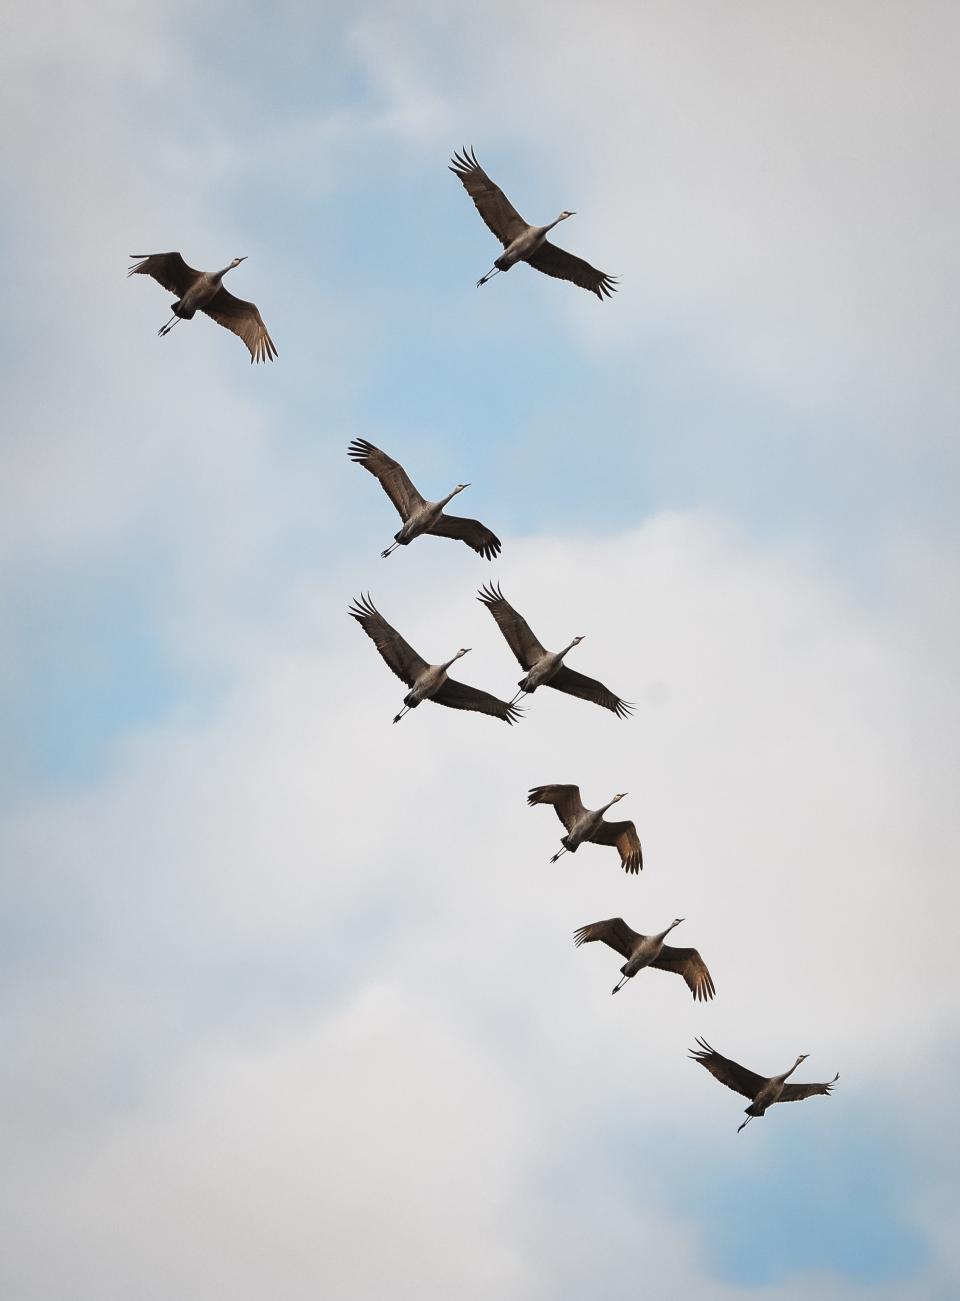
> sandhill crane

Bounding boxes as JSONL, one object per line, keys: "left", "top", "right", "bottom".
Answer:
{"left": 348, "top": 439, "right": 501, "bottom": 560}
{"left": 478, "top": 583, "right": 632, "bottom": 717}
{"left": 349, "top": 594, "right": 522, "bottom": 725}
{"left": 128, "top": 252, "right": 277, "bottom": 363}
{"left": 574, "top": 918, "right": 715, "bottom": 1000}
{"left": 450, "top": 148, "right": 618, "bottom": 299}
{"left": 690, "top": 1039, "right": 839, "bottom": 1132}
{"left": 527, "top": 785, "right": 642, "bottom": 873}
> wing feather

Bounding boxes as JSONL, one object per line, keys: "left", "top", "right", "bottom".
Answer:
{"left": 348, "top": 593, "right": 428, "bottom": 687}
{"left": 449, "top": 147, "right": 529, "bottom": 245}
{"left": 526, "top": 784, "right": 586, "bottom": 832}
{"left": 652, "top": 945, "right": 716, "bottom": 1002}
{"left": 427, "top": 513, "right": 501, "bottom": 560}
{"left": 572, "top": 917, "right": 642, "bottom": 960}
{"left": 201, "top": 286, "right": 277, "bottom": 363}
{"left": 589, "top": 818, "right": 643, "bottom": 873}
{"left": 526, "top": 240, "right": 618, "bottom": 299}
{"left": 431, "top": 677, "right": 522, "bottom": 723}
{"left": 689, "top": 1038, "right": 766, "bottom": 1100}
{"left": 127, "top": 252, "right": 199, "bottom": 295}
{"left": 549, "top": 664, "right": 633, "bottom": 718}
{"left": 477, "top": 583, "right": 547, "bottom": 668}
{"left": 779, "top": 1074, "right": 839, "bottom": 1103}
{"left": 347, "top": 438, "right": 425, "bottom": 521}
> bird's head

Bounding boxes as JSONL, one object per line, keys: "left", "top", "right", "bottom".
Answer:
{"left": 229, "top": 257, "right": 248, "bottom": 269}
{"left": 795, "top": 1053, "right": 809, "bottom": 1065}
{"left": 612, "top": 792, "right": 628, "bottom": 803}
{"left": 571, "top": 635, "right": 585, "bottom": 646}
{"left": 557, "top": 210, "right": 576, "bottom": 222}
{"left": 453, "top": 483, "right": 470, "bottom": 496}
{"left": 671, "top": 917, "right": 685, "bottom": 929}
{"left": 455, "top": 647, "right": 471, "bottom": 658}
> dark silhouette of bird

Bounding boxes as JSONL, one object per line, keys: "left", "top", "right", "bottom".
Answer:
{"left": 450, "top": 148, "right": 618, "bottom": 299}
{"left": 348, "top": 439, "right": 500, "bottom": 560}
{"left": 690, "top": 1038, "right": 839, "bottom": 1132}
{"left": 349, "top": 593, "right": 522, "bottom": 725}
{"left": 128, "top": 252, "right": 277, "bottom": 363}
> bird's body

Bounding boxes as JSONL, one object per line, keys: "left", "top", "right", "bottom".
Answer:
{"left": 527, "top": 784, "right": 642, "bottom": 873}
{"left": 128, "top": 252, "right": 277, "bottom": 363}
{"left": 450, "top": 148, "right": 618, "bottom": 299}
{"left": 348, "top": 440, "right": 500, "bottom": 560}
{"left": 574, "top": 917, "right": 715, "bottom": 999}
{"left": 349, "top": 594, "right": 522, "bottom": 725}
{"left": 478, "top": 583, "right": 632, "bottom": 717}
{"left": 690, "top": 1038, "right": 839, "bottom": 1132}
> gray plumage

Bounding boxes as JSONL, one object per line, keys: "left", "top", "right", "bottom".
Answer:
{"left": 348, "top": 439, "right": 501, "bottom": 560}
{"left": 574, "top": 917, "right": 715, "bottom": 1000}
{"left": 450, "top": 148, "right": 618, "bottom": 299}
{"left": 690, "top": 1038, "right": 839, "bottom": 1132}
{"left": 349, "top": 593, "right": 522, "bottom": 725}
{"left": 527, "top": 784, "right": 642, "bottom": 874}
{"left": 128, "top": 252, "right": 277, "bottom": 363}
{"left": 478, "top": 583, "right": 632, "bottom": 717}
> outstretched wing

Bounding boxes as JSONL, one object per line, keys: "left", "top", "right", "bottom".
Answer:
{"left": 526, "top": 784, "right": 586, "bottom": 832}
{"left": 589, "top": 818, "right": 642, "bottom": 874}
{"left": 431, "top": 677, "right": 522, "bottom": 724}
{"left": 348, "top": 593, "right": 427, "bottom": 687}
{"left": 780, "top": 1074, "right": 839, "bottom": 1103}
{"left": 548, "top": 664, "right": 633, "bottom": 719}
{"left": 449, "top": 148, "right": 529, "bottom": 246}
{"left": 347, "top": 438, "right": 425, "bottom": 522}
{"left": 201, "top": 286, "right": 277, "bottom": 363}
{"left": 689, "top": 1038, "right": 765, "bottom": 1100}
{"left": 427, "top": 514, "right": 501, "bottom": 561}
{"left": 477, "top": 583, "right": 547, "bottom": 669}
{"left": 526, "top": 240, "right": 618, "bottom": 300}
{"left": 652, "top": 946, "right": 716, "bottom": 1002}
{"left": 127, "top": 252, "right": 201, "bottom": 295}
{"left": 573, "top": 917, "right": 642, "bottom": 960}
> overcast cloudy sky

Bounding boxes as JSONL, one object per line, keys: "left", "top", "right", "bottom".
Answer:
{"left": 3, "top": 1, "right": 960, "bottom": 1297}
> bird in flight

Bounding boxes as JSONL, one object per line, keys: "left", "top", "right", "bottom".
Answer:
{"left": 527, "top": 784, "right": 642, "bottom": 873}
{"left": 348, "top": 439, "right": 501, "bottom": 560}
{"left": 128, "top": 252, "right": 277, "bottom": 363}
{"left": 349, "top": 593, "right": 522, "bottom": 725}
{"left": 690, "top": 1039, "right": 839, "bottom": 1132}
{"left": 574, "top": 917, "right": 715, "bottom": 1000}
{"left": 478, "top": 582, "right": 632, "bottom": 716}
{"left": 450, "top": 148, "right": 618, "bottom": 299}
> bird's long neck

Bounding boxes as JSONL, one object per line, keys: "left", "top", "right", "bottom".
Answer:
{"left": 439, "top": 653, "right": 461, "bottom": 672}
{"left": 439, "top": 489, "right": 460, "bottom": 508}
{"left": 657, "top": 920, "right": 682, "bottom": 942}
{"left": 558, "top": 639, "right": 579, "bottom": 660}
{"left": 601, "top": 798, "right": 620, "bottom": 815}
{"left": 781, "top": 1057, "right": 804, "bottom": 1081}
{"left": 215, "top": 264, "right": 235, "bottom": 281}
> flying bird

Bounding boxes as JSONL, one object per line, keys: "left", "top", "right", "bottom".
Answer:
{"left": 449, "top": 148, "right": 618, "bottom": 299}
{"left": 690, "top": 1038, "right": 839, "bottom": 1133}
{"left": 128, "top": 252, "right": 277, "bottom": 363}
{"left": 527, "top": 785, "right": 642, "bottom": 873}
{"left": 478, "top": 583, "right": 632, "bottom": 717}
{"left": 574, "top": 917, "right": 715, "bottom": 1000}
{"left": 349, "top": 593, "right": 522, "bottom": 725}
{"left": 348, "top": 439, "right": 501, "bottom": 560}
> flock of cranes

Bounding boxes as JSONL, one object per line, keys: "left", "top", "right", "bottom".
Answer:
{"left": 130, "top": 148, "right": 838, "bottom": 1135}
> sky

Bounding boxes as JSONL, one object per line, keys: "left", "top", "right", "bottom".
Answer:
{"left": 2, "top": 0, "right": 960, "bottom": 1296}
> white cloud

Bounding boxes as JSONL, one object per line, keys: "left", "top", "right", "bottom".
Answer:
{"left": 2, "top": 514, "right": 958, "bottom": 1296}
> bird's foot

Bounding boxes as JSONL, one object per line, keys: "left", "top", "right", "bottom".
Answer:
{"left": 381, "top": 548, "right": 392, "bottom": 559}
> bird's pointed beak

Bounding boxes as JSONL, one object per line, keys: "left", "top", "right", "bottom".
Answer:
{"left": 238, "top": 256, "right": 248, "bottom": 263}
